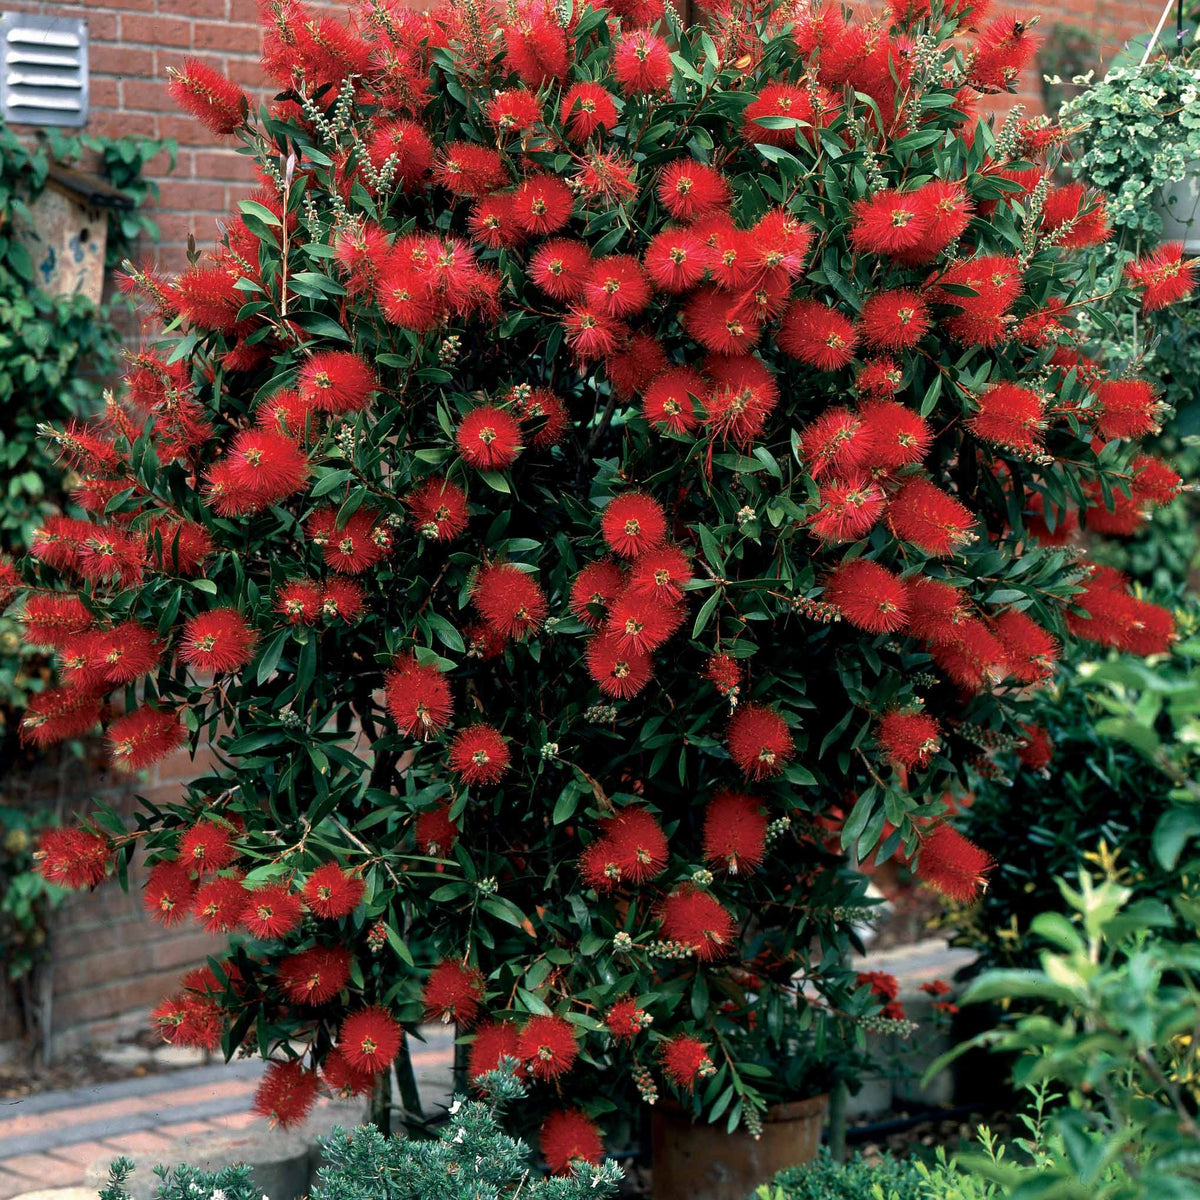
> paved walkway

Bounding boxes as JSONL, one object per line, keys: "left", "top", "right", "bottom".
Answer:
{"left": 0, "top": 1034, "right": 454, "bottom": 1199}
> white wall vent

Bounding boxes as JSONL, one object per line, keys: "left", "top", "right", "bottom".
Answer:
{"left": 0, "top": 14, "right": 89, "bottom": 128}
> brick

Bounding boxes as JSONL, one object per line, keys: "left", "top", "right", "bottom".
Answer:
{"left": 158, "top": 114, "right": 230, "bottom": 145}
{"left": 0, "top": 1095, "right": 150, "bottom": 1142}
{"left": 192, "top": 150, "right": 261, "bottom": 182}
{"left": 157, "top": 179, "right": 227, "bottom": 211}
{"left": 202, "top": 1110, "right": 261, "bottom": 1132}
{"left": 90, "top": 78, "right": 121, "bottom": 108}
{"left": 47, "top": 1139, "right": 118, "bottom": 1168}
{"left": 126, "top": 78, "right": 185, "bottom": 113}
{"left": 91, "top": 44, "right": 156, "bottom": 77}
{"left": 87, "top": 111, "right": 159, "bottom": 139}
{"left": 102, "top": 1130, "right": 178, "bottom": 1155}
{"left": 120, "top": 14, "right": 194, "bottom": 48}
{"left": 157, "top": 1119, "right": 224, "bottom": 1139}
{"left": 0, "top": 1168, "right": 37, "bottom": 1200}
{"left": 0, "top": 1152, "right": 85, "bottom": 1186}
{"left": 192, "top": 20, "right": 261, "bottom": 53}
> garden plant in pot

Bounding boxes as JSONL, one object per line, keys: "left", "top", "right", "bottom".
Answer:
{"left": 10, "top": 0, "right": 1195, "bottom": 1192}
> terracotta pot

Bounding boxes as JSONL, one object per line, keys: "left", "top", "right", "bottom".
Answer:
{"left": 651, "top": 1093, "right": 829, "bottom": 1200}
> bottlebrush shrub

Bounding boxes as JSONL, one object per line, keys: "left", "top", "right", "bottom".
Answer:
{"left": 13, "top": 0, "right": 1188, "bottom": 1149}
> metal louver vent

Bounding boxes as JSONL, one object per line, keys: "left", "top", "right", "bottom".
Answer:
{"left": 0, "top": 14, "right": 88, "bottom": 128}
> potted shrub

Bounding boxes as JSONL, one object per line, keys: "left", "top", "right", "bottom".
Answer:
{"left": 10, "top": 0, "right": 1193, "bottom": 1185}
{"left": 1062, "top": 46, "right": 1200, "bottom": 247}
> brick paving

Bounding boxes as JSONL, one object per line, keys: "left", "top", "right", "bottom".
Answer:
{"left": 0, "top": 1037, "right": 454, "bottom": 1200}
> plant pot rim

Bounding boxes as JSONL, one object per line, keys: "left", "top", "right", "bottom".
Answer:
{"left": 656, "top": 1092, "right": 830, "bottom": 1127}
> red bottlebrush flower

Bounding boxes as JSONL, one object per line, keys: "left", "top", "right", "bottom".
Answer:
{"left": 858, "top": 970, "right": 900, "bottom": 1002}
{"left": 518, "top": 1014, "right": 578, "bottom": 1080}
{"left": 703, "top": 791, "right": 768, "bottom": 874}
{"left": 172, "top": 265, "right": 241, "bottom": 332}
{"left": 600, "top": 807, "right": 669, "bottom": 884}
{"left": 656, "top": 160, "right": 731, "bottom": 222}
{"left": 166, "top": 59, "right": 247, "bottom": 136}
{"left": 376, "top": 260, "right": 439, "bottom": 331}
{"left": 778, "top": 301, "right": 858, "bottom": 371}
{"left": 468, "top": 194, "right": 525, "bottom": 250}
{"left": 1093, "top": 379, "right": 1162, "bottom": 440}
{"left": 322, "top": 1047, "right": 375, "bottom": 1098}
{"left": 906, "top": 577, "right": 968, "bottom": 644}
{"left": 1025, "top": 493, "right": 1079, "bottom": 546}
{"left": 253, "top": 1061, "right": 318, "bottom": 1130}
{"left": 606, "top": 333, "right": 669, "bottom": 400}
{"left": 178, "top": 821, "right": 235, "bottom": 874}
{"left": 1132, "top": 454, "right": 1183, "bottom": 507}
{"left": 511, "top": 387, "right": 569, "bottom": 448}
{"left": 662, "top": 888, "right": 734, "bottom": 960}
{"left": 276, "top": 579, "right": 322, "bottom": 625}
{"left": 144, "top": 860, "right": 197, "bottom": 927}
{"left": 487, "top": 88, "right": 544, "bottom": 132}
{"left": 303, "top": 862, "right": 365, "bottom": 918}
{"left": 849, "top": 189, "right": 931, "bottom": 257}
{"left": 179, "top": 608, "right": 257, "bottom": 675}
{"left": 798, "top": 408, "right": 866, "bottom": 479}
{"left": 192, "top": 874, "right": 247, "bottom": 934}
{"left": 332, "top": 220, "right": 392, "bottom": 296}
{"left": 416, "top": 805, "right": 460, "bottom": 857}
{"left": 319, "top": 578, "right": 365, "bottom": 622}
{"left": 727, "top": 703, "right": 794, "bottom": 779}
{"left": 857, "top": 400, "right": 932, "bottom": 469}
{"left": 503, "top": 9, "right": 570, "bottom": 86}
{"left": 860, "top": 289, "right": 931, "bottom": 349}
{"left": 144, "top": 518, "right": 213, "bottom": 576}
{"left": 20, "top": 686, "right": 102, "bottom": 748}
{"left": 570, "top": 560, "right": 625, "bottom": 628}
{"left": 573, "top": 148, "right": 639, "bottom": 204}
{"left": 969, "top": 13, "right": 1041, "bottom": 91}
{"left": 585, "top": 629, "right": 654, "bottom": 699}
{"left": 1041, "top": 183, "right": 1110, "bottom": 248}
{"left": 422, "top": 960, "right": 485, "bottom": 1026}
{"left": 385, "top": 656, "right": 453, "bottom": 739}
{"left": 929, "top": 618, "right": 1005, "bottom": 692}
{"left": 706, "top": 652, "right": 742, "bottom": 698}
{"left": 824, "top": 559, "right": 910, "bottom": 633}
{"left": 697, "top": 221, "right": 752, "bottom": 289}
{"left": 967, "top": 382, "right": 1045, "bottom": 453}
{"left": 608, "top": 589, "right": 684, "bottom": 654}
{"left": 406, "top": 477, "right": 469, "bottom": 541}
{"left": 809, "top": 476, "right": 887, "bottom": 544}
{"left": 644, "top": 228, "right": 707, "bottom": 294}
{"left": 307, "top": 507, "right": 388, "bottom": 574}
{"left": 298, "top": 351, "right": 377, "bottom": 414}
{"left": 151, "top": 992, "right": 222, "bottom": 1051}
{"left": 88, "top": 621, "right": 161, "bottom": 684}
{"left": 993, "top": 609, "right": 1058, "bottom": 683}
{"left": 472, "top": 563, "right": 548, "bottom": 640}
{"left": 339, "top": 1006, "right": 403, "bottom": 1077}
{"left": 886, "top": 476, "right": 976, "bottom": 557}
{"left": 223, "top": 429, "right": 309, "bottom": 504}
{"left": 279, "top": 945, "right": 352, "bottom": 1005}
{"left": 748, "top": 209, "right": 814, "bottom": 280}
{"left": 456, "top": 405, "right": 523, "bottom": 470}
{"left": 601, "top": 492, "right": 666, "bottom": 559}
{"left": 660, "top": 1035, "right": 715, "bottom": 1091}
{"left": 901, "top": 181, "right": 974, "bottom": 264}
{"left": 107, "top": 706, "right": 185, "bottom": 773}
{"left": 642, "top": 368, "right": 704, "bottom": 434}
{"left": 915, "top": 823, "right": 993, "bottom": 902}
{"left": 241, "top": 882, "right": 303, "bottom": 939}
{"left": 560, "top": 82, "right": 618, "bottom": 142}
{"left": 432, "top": 141, "right": 508, "bottom": 197}
{"left": 614, "top": 30, "right": 670, "bottom": 93}
{"left": 1018, "top": 721, "right": 1053, "bottom": 770}
{"left": 529, "top": 239, "right": 592, "bottom": 301}
{"left": 583, "top": 256, "right": 651, "bottom": 320}
{"left": 605, "top": 997, "right": 649, "bottom": 1040}
{"left": 562, "top": 306, "right": 626, "bottom": 361}
{"left": 741, "top": 82, "right": 820, "bottom": 148}
{"left": 702, "top": 358, "right": 778, "bottom": 443}
{"left": 933, "top": 254, "right": 1022, "bottom": 347}
{"left": 877, "top": 709, "right": 940, "bottom": 769}
{"left": 511, "top": 174, "right": 575, "bottom": 235}
{"left": 628, "top": 545, "right": 692, "bottom": 602}
{"left": 1125, "top": 242, "right": 1198, "bottom": 312}
{"left": 541, "top": 1110, "right": 604, "bottom": 1175}
{"left": 36, "top": 827, "right": 110, "bottom": 889}
{"left": 449, "top": 724, "right": 511, "bottom": 785}
{"left": 469, "top": 1021, "right": 522, "bottom": 1081}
